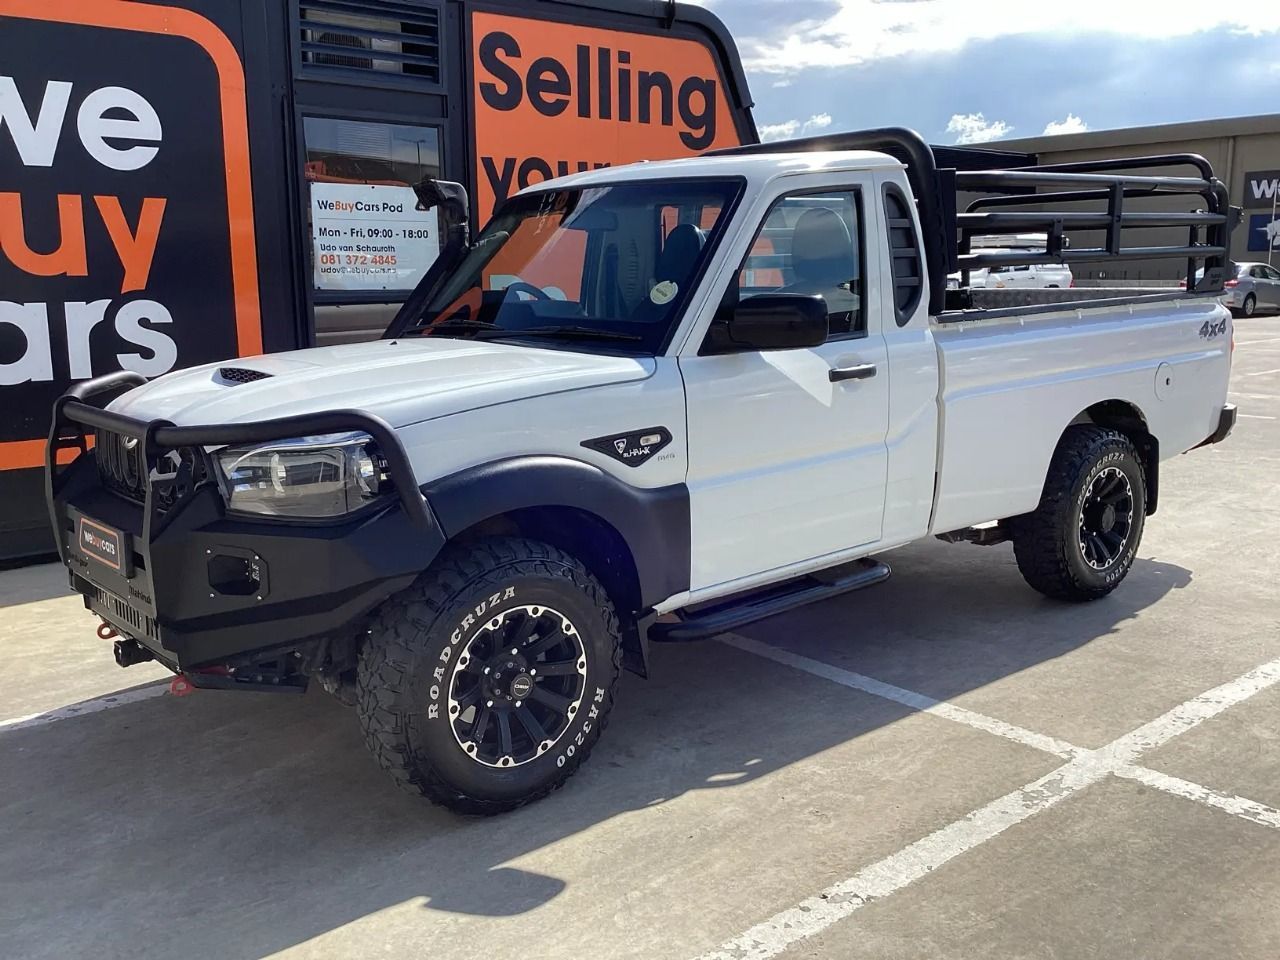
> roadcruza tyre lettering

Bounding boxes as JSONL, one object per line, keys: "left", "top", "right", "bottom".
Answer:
{"left": 1010, "top": 425, "right": 1147, "bottom": 602}
{"left": 356, "top": 537, "right": 622, "bottom": 815}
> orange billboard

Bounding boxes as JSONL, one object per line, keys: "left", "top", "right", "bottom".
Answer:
{"left": 470, "top": 10, "right": 745, "bottom": 224}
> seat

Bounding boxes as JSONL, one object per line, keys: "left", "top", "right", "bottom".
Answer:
{"left": 780, "top": 207, "right": 860, "bottom": 333}
{"left": 631, "top": 223, "right": 706, "bottom": 322}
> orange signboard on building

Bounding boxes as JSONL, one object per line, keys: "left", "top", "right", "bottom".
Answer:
{"left": 470, "top": 10, "right": 745, "bottom": 224}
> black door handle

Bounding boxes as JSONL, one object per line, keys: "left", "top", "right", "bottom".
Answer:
{"left": 829, "top": 363, "right": 877, "bottom": 383}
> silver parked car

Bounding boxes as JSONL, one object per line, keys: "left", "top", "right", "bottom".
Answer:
{"left": 1190, "top": 262, "right": 1280, "bottom": 317}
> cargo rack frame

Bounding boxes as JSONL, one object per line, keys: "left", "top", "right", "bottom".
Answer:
{"left": 709, "top": 127, "right": 1238, "bottom": 317}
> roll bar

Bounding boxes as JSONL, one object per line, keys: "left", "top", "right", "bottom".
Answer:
{"left": 710, "top": 129, "right": 1238, "bottom": 313}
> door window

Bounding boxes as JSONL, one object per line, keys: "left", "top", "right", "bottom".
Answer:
{"left": 730, "top": 190, "right": 865, "bottom": 339}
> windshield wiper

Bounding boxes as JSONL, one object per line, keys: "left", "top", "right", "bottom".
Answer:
{"left": 408, "top": 318, "right": 500, "bottom": 337}
{"left": 483, "top": 325, "right": 643, "bottom": 343}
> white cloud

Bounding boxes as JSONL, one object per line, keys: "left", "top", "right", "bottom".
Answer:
{"left": 758, "top": 113, "right": 836, "bottom": 142}
{"left": 1042, "top": 113, "right": 1089, "bottom": 136}
{"left": 733, "top": 1, "right": 1280, "bottom": 73}
{"left": 946, "top": 112, "right": 1012, "bottom": 144}
{"left": 803, "top": 112, "right": 834, "bottom": 133}
{"left": 759, "top": 119, "right": 800, "bottom": 142}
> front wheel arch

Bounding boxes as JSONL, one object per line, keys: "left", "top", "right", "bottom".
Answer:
{"left": 422, "top": 457, "right": 692, "bottom": 678}
{"left": 451, "top": 505, "right": 650, "bottom": 676}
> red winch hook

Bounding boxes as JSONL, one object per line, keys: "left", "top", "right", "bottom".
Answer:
{"left": 96, "top": 621, "right": 118, "bottom": 641}
{"left": 169, "top": 675, "right": 197, "bottom": 697}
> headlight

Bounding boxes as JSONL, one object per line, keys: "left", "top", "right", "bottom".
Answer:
{"left": 216, "top": 432, "right": 390, "bottom": 519}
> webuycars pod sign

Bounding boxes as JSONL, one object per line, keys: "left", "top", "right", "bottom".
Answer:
{"left": 0, "top": 1, "right": 261, "bottom": 469}
{"left": 470, "top": 10, "right": 746, "bottom": 224}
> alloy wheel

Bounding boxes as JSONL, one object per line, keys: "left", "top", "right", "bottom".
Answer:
{"left": 1077, "top": 466, "right": 1135, "bottom": 570}
{"left": 446, "top": 605, "right": 588, "bottom": 768}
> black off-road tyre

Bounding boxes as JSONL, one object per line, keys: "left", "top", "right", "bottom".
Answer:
{"left": 357, "top": 537, "right": 622, "bottom": 815}
{"left": 1010, "top": 426, "right": 1147, "bottom": 602}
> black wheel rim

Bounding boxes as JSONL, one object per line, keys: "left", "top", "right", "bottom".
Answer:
{"left": 446, "top": 605, "right": 587, "bottom": 768}
{"left": 1078, "top": 466, "right": 1135, "bottom": 570}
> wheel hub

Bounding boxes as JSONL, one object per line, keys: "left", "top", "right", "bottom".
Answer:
{"left": 446, "top": 604, "right": 589, "bottom": 768}
{"left": 484, "top": 656, "right": 529, "bottom": 703}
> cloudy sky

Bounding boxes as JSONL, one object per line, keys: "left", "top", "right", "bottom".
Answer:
{"left": 693, "top": 0, "right": 1280, "bottom": 144}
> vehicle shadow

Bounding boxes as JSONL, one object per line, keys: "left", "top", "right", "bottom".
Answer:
{"left": 0, "top": 540, "right": 1189, "bottom": 960}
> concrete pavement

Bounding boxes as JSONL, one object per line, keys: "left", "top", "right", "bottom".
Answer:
{"left": 2, "top": 317, "right": 1278, "bottom": 960}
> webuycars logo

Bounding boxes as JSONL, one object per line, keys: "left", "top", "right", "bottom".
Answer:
{"left": 314, "top": 198, "right": 409, "bottom": 215}
{"left": 0, "top": 2, "right": 260, "bottom": 466}
{"left": 81, "top": 526, "right": 117, "bottom": 558}
{"left": 470, "top": 11, "right": 742, "bottom": 222}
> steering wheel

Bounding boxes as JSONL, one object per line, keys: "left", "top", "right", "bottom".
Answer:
{"left": 501, "top": 281, "right": 552, "bottom": 302}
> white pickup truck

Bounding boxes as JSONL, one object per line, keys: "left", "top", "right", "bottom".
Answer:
{"left": 48, "top": 129, "right": 1237, "bottom": 813}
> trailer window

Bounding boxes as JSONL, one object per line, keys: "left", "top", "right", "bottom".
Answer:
{"left": 303, "top": 117, "right": 443, "bottom": 295}
{"left": 409, "top": 178, "right": 742, "bottom": 354}
{"left": 731, "top": 190, "right": 865, "bottom": 339}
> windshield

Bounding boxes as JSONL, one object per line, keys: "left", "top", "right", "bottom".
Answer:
{"left": 405, "top": 178, "right": 742, "bottom": 354}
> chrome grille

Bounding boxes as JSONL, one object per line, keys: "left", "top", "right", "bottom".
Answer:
{"left": 95, "top": 430, "right": 148, "bottom": 503}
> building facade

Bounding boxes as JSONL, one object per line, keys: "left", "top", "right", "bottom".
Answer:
{"left": 998, "top": 113, "right": 1280, "bottom": 282}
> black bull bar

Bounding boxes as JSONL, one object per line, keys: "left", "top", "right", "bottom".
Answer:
{"left": 44, "top": 371, "right": 440, "bottom": 670}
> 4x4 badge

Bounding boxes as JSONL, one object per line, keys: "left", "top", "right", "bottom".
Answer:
{"left": 583, "top": 428, "right": 674, "bottom": 467}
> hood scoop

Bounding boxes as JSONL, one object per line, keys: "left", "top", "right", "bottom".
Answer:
{"left": 217, "top": 367, "right": 272, "bottom": 385}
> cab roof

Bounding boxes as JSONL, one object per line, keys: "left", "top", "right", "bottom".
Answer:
{"left": 514, "top": 150, "right": 905, "bottom": 197}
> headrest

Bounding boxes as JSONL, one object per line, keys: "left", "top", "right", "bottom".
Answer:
{"left": 790, "top": 208, "right": 856, "bottom": 283}
{"left": 657, "top": 223, "right": 707, "bottom": 280}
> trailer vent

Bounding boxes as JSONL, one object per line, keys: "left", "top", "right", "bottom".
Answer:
{"left": 299, "top": 1, "right": 441, "bottom": 87}
{"left": 218, "top": 367, "right": 273, "bottom": 385}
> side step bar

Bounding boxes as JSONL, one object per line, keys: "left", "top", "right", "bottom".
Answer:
{"left": 650, "top": 558, "right": 891, "bottom": 643}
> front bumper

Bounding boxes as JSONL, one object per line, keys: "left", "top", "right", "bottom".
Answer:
{"left": 47, "top": 373, "right": 443, "bottom": 671}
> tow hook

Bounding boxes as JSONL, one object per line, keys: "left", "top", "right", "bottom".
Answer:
{"left": 170, "top": 665, "right": 237, "bottom": 697}
{"left": 169, "top": 675, "right": 197, "bottom": 697}
{"left": 113, "top": 637, "right": 155, "bottom": 668}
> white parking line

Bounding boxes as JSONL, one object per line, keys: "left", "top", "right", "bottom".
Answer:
{"left": 1116, "top": 766, "right": 1280, "bottom": 830}
{"left": 696, "top": 759, "right": 1108, "bottom": 960}
{"left": 698, "top": 646, "right": 1280, "bottom": 960}
{"left": 1242, "top": 367, "right": 1280, "bottom": 378}
{"left": 0, "top": 683, "right": 167, "bottom": 734}
{"left": 1239, "top": 414, "right": 1277, "bottom": 420}
{"left": 722, "top": 635, "right": 1080, "bottom": 759}
{"left": 1235, "top": 336, "right": 1280, "bottom": 346}
{"left": 1101, "top": 656, "right": 1280, "bottom": 762}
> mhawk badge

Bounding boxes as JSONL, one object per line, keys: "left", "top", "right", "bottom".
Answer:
{"left": 583, "top": 428, "right": 674, "bottom": 467}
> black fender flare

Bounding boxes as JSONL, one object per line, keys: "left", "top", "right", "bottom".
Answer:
{"left": 421, "top": 456, "right": 691, "bottom": 614}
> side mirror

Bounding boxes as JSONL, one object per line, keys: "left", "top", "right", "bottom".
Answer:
{"left": 413, "top": 178, "right": 470, "bottom": 246}
{"left": 722, "top": 294, "right": 829, "bottom": 351}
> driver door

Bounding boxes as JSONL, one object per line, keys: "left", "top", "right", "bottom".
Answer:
{"left": 679, "top": 177, "right": 890, "bottom": 592}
